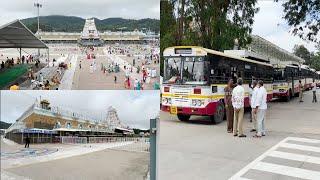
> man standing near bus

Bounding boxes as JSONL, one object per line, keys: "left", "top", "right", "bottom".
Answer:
{"left": 224, "top": 79, "right": 234, "bottom": 133}
{"left": 232, "top": 78, "right": 246, "bottom": 137}
{"left": 250, "top": 80, "right": 259, "bottom": 132}
{"left": 299, "top": 80, "right": 304, "bottom": 102}
{"left": 253, "top": 80, "right": 267, "bottom": 138}
{"left": 312, "top": 79, "right": 317, "bottom": 103}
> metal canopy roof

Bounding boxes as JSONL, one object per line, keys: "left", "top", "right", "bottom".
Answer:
{"left": 0, "top": 20, "right": 48, "bottom": 49}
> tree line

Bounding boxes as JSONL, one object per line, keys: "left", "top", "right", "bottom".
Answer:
{"left": 22, "top": 15, "right": 160, "bottom": 33}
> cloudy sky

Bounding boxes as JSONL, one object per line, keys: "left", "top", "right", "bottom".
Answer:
{"left": 1, "top": 91, "right": 159, "bottom": 129}
{"left": 0, "top": 0, "right": 159, "bottom": 25}
{"left": 252, "top": 1, "right": 319, "bottom": 53}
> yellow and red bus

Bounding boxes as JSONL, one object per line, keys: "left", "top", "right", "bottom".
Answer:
{"left": 300, "top": 65, "right": 314, "bottom": 90}
{"left": 272, "top": 64, "right": 300, "bottom": 101}
{"left": 161, "top": 46, "right": 273, "bottom": 123}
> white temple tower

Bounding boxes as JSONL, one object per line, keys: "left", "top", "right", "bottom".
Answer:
{"left": 79, "top": 18, "right": 103, "bottom": 46}
{"left": 81, "top": 18, "right": 100, "bottom": 39}
{"left": 104, "top": 106, "right": 126, "bottom": 131}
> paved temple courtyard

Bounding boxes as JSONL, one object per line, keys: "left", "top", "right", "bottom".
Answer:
{"left": 0, "top": 43, "right": 160, "bottom": 90}
{"left": 1, "top": 137, "right": 149, "bottom": 180}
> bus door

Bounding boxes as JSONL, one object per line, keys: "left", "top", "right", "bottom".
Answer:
{"left": 230, "top": 66, "right": 237, "bottom": 83}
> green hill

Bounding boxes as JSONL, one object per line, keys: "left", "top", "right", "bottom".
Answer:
{"left": 0, "top": 121, "right": 12, "bottom": 129}
{"left": 21, "top": 15, "right": 159, "bottom": 33}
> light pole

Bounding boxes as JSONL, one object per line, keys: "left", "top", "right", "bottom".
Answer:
{"left": 34, "top": 2, "right": 42, "bottom": 33}
{"left": 34, "top": 2, "right": 42, "bottom": 57}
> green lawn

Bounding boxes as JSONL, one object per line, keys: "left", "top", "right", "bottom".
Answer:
{"left": 0, "top": 64, "right": 30, "bottom": 89}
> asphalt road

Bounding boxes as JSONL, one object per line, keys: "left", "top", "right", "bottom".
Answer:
{"left": 159, "top": 89, "right": 320, "bottom": 180}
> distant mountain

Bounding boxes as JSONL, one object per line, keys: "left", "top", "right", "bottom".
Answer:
{"left": 21, "top": 15, "right": 159, "bottom": 33}
{"left": 0, "top": 121, "right": 11, "bottom": 129}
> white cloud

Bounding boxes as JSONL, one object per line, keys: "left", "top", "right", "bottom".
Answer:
{"left": 1, "top": 90, "right": 159, "bottom": 129}
{"left": 253, "top": 1, "right": 318, "bottom": 53}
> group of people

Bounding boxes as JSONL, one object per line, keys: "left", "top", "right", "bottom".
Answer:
{"left": 298, "top": 79, "right": 318, "bottom": 103}
{"left": 224, "top": 78, "right": 268, "bottom": 138}
{"left": 1, "top": 55, "right": 37, "bottom": 69}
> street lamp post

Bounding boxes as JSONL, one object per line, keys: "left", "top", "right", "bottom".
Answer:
{"left": 34, "top": 2, "right": 42, "bottom": 33}
{"left": 34, "top": 2, "right": 42, "bottom": 57}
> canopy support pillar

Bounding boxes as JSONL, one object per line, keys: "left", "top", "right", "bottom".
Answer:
{"left": 19, "top": 48, "right": 22, "bottom": 60}
{"left": 47, "top": 48, "right": 50, "bottom": 66}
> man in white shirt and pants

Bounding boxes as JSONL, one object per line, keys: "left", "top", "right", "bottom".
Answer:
{"left": 250, "top": 80, "right": 259, "bottom": 132}
{"left": 254, "top": 80, "right": 267, "bottom": 138}
{"left": 232, "top": 78, "right": 246, "bottom": 138}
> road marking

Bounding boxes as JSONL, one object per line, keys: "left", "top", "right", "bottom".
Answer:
{"left": 268, "top": 151, "right": 320, "bottom": 165}
{"left": 229, "top": 137, "right": 320, "bottom": 180}
{"left": 279, "top": 142, "right": 320, "bottom": 153}
{"left": 235, "top": 177, "right": 252, "bottom": 180}
{"left": 287, "top": 137, "right": 320, "bottom": 144}
{"left": 252, "top": 162, "right": 320, "bottom": 179}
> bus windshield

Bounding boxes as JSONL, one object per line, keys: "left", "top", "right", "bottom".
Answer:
{"left": 164, "top": 56, "right": 207, "bottom": 84}
{"left": 273, "top": 68, "right": 285, "bottom": 81}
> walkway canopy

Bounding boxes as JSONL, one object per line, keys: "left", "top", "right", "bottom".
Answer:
{"left": 0, "top": 20, "right": 48, "bottom": 49}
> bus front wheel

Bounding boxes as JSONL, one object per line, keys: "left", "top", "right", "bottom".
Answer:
{"left": 210, "top": 102, "right": 225, "bottom": 124}
{"left": 177, "top": 114, "right": 190, "bottom": 122}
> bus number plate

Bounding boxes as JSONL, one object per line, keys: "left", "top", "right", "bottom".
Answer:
{"left": 170, "top": 106, "right": 178, "bottom": 114}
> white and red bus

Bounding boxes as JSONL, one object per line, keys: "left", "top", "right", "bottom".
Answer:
{"left": 300, "top": 65, "right": 314, "bottom": 90}
{"left": 161, "top": 46, "right": 273, "bottom": 123}
{"left": 272, "top": 64, "right": 300, "bottom": 101}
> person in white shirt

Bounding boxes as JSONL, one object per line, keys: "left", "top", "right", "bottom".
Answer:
{"left": 250, "top": 80, "right": 259, "bottom": 132}
{"left": 232, "top": 78, "right": 246, "bottom": 138}
{"left": 312, "top": 79, "right": 317, "bottom": 103}
{"left": 134, "top": 78, "right": 139, "bottom": 90}
{"left": 253, "top": 80, "right": 267, "bottom": 138}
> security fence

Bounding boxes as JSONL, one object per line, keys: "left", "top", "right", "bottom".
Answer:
{"left": 88, "top": 137, "right": 147, "bottom": 143}
{"left": 60, "top": 136, "right": 88, "bottom": 144}
{"left": 58, "top": 136, "right": 150, "bottom": 152}
{"left": 108, "top": 137, "right": 150, "bottom": 152}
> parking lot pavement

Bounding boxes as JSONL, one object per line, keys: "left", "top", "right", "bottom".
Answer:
{"left": 159, "top": 90, "right": 320, "bottom": 180}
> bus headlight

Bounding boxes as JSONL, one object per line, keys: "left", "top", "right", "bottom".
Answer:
{"left": 162, "top": 98, "right": 166, "bottom": 103}
{"left": 162, "top": 97, "right": 171, "bottom": 104}
{"left": 192, "top": 99, "right": 197, "bottom": 106}
{"left": 197, "top": 100, "right": 202, "bottom": 106}
{"left": 192, "top": 99, "right": 204, "bottom": 106}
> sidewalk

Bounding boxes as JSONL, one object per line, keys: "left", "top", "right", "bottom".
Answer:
{"left": 59, "top": 55, "right": 78, "bottom": 90}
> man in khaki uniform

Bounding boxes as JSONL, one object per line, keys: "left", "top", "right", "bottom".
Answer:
{"left": 224, "top": 79, "right": 234, "bottom": 133}
{"left": 299, "top": 80, "right": 304, "bottom": 102}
